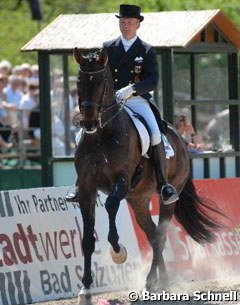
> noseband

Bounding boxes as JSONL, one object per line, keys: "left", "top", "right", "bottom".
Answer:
{"left": 77, "top": 67, "right": 126, "bottom": 131}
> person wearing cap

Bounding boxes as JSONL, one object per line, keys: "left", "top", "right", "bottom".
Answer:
{"left": 19, "top": 80, "right": 39, "bottom": 129}
{"left": 66, "top": 4, "right": 178, "bottom": 205}
{"left": 0, "top": 60, "right": 12, "bottom": 76}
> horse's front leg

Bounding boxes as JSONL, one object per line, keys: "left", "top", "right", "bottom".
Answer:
{"left": 105, "top": 173, "right": 129, "bottom": 264}
{"left": 78, "top": 190, "right": 97, "bottom": 305}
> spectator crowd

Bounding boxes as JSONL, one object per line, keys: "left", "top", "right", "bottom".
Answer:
{"left": 0, "top": 57, "right": 79, "bottom": 163}
{"left": 0, "top": 58, "right": 206, "bottom": 162}
{"left": 0, "top": 59, "right": 40, "bottom": 150}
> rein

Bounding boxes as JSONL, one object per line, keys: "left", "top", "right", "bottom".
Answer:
{"left": 77, "top": 67, "right": 126, "bottom": 130}
{"left": 99, "top": 99, "right": 126, "bottom": 128}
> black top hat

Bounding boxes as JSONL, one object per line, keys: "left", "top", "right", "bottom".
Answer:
{"left": 115, "top": 4, "right": 144, "bottom": 22}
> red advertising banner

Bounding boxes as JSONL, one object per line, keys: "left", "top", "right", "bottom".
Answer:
{"left": 128, "top": 178, "right": 240, "bottom": 280}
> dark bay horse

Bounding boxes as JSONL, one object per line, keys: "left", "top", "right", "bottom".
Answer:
{"left": 73, "top": 48, "right": 222, "bottom": 304}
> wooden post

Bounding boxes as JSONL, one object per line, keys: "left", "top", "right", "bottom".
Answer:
{"left": 38, "top": 51, "right": 53, "bottom": 186}
{"left": 161, "top": 48, "right": 174, "bottom": 123}
{"left": 228, "top": 53, "right": 240, "bottom": 176}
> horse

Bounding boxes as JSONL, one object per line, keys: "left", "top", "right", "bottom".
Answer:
{"left": 72, "top": 47, "right": 222, "bottom": 304}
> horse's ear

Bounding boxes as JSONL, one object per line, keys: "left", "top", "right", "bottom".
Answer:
{"left": 73, "top": 47, "right": 83, "bottom": 65}
{"left": 99, "top": 48, "right": 108, "bottom": 67}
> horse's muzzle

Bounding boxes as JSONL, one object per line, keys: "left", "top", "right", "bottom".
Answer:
{"left": 80, "top": 101, "right": 100, "bottom": 134}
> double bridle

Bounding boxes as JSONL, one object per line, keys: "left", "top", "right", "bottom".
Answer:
{"left": 77, "top": 67, "right": 126, "bottom": 131}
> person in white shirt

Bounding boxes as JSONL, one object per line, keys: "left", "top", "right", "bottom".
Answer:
{"left": 19, "top": 80, "right": 39, "bottom": 130}
{"left": 2, "top": 75, "right": 23, "bottom": 127}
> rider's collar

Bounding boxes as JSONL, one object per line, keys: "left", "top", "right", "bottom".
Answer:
{"left": 121, "top": 35, "right": 138, "bottom": 51}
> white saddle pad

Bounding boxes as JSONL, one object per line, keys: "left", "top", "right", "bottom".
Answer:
{"left": 124, "top": 107, "right": 174, "bottom": 158}
{"left": 162, "top": 134, "right": 174, "bottom": 158}
{"left": 124, "top": 107, "right": 150, "bottom": 156}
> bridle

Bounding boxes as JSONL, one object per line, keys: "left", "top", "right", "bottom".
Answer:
{"left": 77, "top": 66, "right": 126, "bottom": 131}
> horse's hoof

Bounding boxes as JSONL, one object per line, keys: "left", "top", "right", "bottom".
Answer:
{"left": 145, "top": 283, "right": 157, "bottom": 293}
{"left": 146, "top": 275, "right": 157, "bottom": 293}
{"left": 77, "top": 287, "right": 92, "bottom": 305}
{"left": 110, "top": 243, "right": 127, "bottom": 264}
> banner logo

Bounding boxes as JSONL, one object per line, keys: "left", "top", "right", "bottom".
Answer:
{"left": 0, "top": 192, "right": 14, "bottom": 218}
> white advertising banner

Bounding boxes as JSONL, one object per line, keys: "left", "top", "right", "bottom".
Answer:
{"left": 0, "top": 187, "right": 142, "bottom": 304}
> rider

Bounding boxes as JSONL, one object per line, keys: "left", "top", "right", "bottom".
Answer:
{"left": 66, "top": 4, "right": 179, "bottom": 205}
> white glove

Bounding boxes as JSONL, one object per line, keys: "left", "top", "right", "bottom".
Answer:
{"left": 115, "top": 84, "right": 136, "bottom": 101}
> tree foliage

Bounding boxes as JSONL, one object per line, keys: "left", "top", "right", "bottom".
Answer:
{"left": 0, "top": 0, "right": 240, "bottom": 65}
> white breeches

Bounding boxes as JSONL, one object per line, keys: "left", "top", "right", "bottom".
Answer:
{"left": 126, "top": 96, "right": 161, "bottom": 145}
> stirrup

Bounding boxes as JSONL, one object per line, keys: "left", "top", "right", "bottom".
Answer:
{"left": 66, "top": 187, "right": 79, "bottom": 202}
{"left": 161, "top": 184, "right": 179, "bottom": 205}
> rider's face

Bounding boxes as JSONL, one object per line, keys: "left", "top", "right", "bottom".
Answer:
{"left": 119, "top": 18, "right": 140, "bottom": 40}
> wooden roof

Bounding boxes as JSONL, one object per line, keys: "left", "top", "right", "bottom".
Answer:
{"left": 21, "top": 9, "right": 240, "bottom": 52}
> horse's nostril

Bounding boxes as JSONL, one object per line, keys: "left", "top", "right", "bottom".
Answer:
{"left": 84, "top": 119, "right": 98, "bottom": 131}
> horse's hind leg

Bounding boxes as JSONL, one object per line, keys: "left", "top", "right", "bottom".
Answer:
{"left": 129, "top": 199, "right": 159, "bottom": 292}
{"left": 129, "top": 197, "right": 175, "bottom": 292}
{"left": 105, "top": 173, "right": 129, "bottom": 263}
{"left": 155, "top": 201, "right": 176, "bottom": 290}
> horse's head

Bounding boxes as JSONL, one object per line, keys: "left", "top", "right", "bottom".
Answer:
{"left": 74, "top": 47, "right": 114, "bottom": 134}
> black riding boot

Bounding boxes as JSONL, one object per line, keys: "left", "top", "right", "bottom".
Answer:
{"left": 66, "top": 183, "right": 79, "bottom": 202}
{"left": 152, "top": 142, "right": 179, "bottom": 204}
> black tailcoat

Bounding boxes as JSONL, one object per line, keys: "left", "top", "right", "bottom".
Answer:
{"left": 103, "top": 36, "right": 159, "bottom": 101}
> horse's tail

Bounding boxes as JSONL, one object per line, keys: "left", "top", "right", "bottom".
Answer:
{"left": 174, "top": 177, "right": 224, "bottom": 244}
